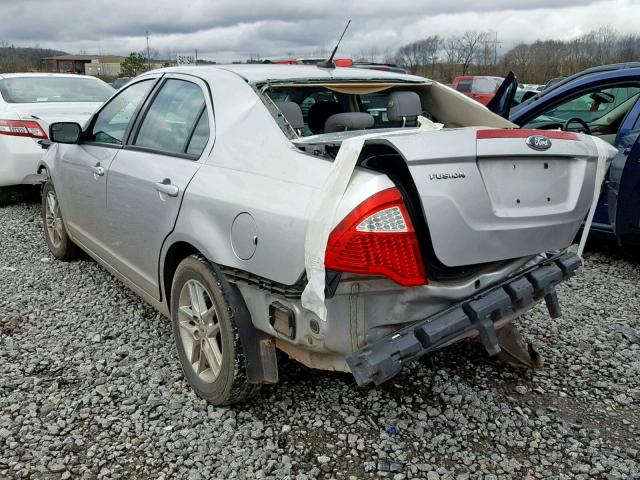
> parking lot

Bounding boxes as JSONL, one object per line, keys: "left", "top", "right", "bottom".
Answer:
{"left": 0, "top": 200, "right": 637, "bottom": 479}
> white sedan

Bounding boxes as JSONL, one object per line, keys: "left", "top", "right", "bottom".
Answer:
{"left": 0, "top": 73, "right": 114, "bottom": 205}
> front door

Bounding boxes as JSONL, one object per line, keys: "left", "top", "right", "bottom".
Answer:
{"left": 105, "top": 75, "right": 213, "bottom": 299}
{"left": 55, "top": 78, "right": 157, "bottom": 257}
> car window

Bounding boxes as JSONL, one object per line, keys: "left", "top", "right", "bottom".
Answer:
{"left": 88, "top": 80, "right": 154, "bottom": 145}
{"left": 134, "top": 79, "right": 207, "bottom": 155}
{"left": 524, "top": 86, "right": 640, "bottom": 128}
{"left": 455, "top": 79, "right": 472, "bottom": 93}
{"left": 186, "top": 112, "right": 210, "bottom": 156}
{"left": 0, "top": 77, "right": 114, "bottom": 103}
{"left": 473, "top": 78, "right": 501, "bottom": 94}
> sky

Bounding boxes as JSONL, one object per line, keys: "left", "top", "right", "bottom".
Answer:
{"left": 3, "top": 0, "right": 640, "bottom": 62}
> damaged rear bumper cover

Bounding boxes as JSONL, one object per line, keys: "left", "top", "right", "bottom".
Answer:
{"left": 346, "top": 252, "right": 581, "bottom": 386}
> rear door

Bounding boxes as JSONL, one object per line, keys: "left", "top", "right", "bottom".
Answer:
{"left": 54, "top": 77, "right": 157, "bottom": 255}
{"left": 104, "top": 74, "right": 213, "bottom": 299}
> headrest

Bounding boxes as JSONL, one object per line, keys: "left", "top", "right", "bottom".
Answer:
{"left": 324, "top": 112, "right": 375, "bottom": 133}
{"left": 276, "top": 102, "right": 304, "bottom": 130}
{"left": 387, "top": 91, "right": 422, "bottom": 121}
{"left": 308, "top": 101, "right": 343, "bottom": 134}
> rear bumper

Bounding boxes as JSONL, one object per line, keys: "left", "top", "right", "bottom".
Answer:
{"left": 346, "top": 252, "right": 582, "bottom": 386}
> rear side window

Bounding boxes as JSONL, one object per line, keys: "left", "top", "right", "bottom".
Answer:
{"left": 186, "top": 112, "right": 210, "bottom": 156}
{"left": 134, "top": 79, "right": 208, "bottom": 156}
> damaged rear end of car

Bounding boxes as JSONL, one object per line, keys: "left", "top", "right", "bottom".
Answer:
{"left": 230, "top": 68, "right": 614, "bottom": 388}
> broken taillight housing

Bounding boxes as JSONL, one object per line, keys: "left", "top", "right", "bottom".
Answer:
{"left": 325, "top": 187, "right": 427, "bottom": 286}
{"left": 0, "top": 119, "right": 48, "bottom": 139}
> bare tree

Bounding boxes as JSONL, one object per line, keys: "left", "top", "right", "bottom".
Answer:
{"left": 395, "top": 36, "right": 441, "bottom": 75}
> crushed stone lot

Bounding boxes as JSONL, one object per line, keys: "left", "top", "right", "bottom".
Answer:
{"left": 0, "top": 200, "right": 639, "bottom": 480}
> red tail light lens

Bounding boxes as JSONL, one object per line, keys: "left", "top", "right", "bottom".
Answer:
{"left": 325, "top": 187, "right": 427, "bottom": 286}
{"left": 0, "top": 119, "right": 48, "bottom": 139}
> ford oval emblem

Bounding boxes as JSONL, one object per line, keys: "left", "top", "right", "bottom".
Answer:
{"left": 526, "top": 135, "right": 552, "bottom": 151}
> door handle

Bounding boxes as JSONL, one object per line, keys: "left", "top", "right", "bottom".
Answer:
{"left": 154, "top": 180, "right": 179, "bottom": 197}
{"left": 91, "top": 164, "right": 104, "bottom": 176}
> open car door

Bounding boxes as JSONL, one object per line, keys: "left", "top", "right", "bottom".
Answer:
{"left": 607, "top": 100, "right": 640, "bottom": 250}
{"left": 487, "top": 71, "right": 518, "bottom": 119}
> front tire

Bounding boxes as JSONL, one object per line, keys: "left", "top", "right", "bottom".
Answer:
{"left": 170, "top": 255, "right": 260, "bottom": 405}
{"left": 41, "top": 181, "right": 78, "bottom": 261}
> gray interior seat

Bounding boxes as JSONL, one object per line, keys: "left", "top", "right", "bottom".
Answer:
{"left": 308, "top": 101, "right": 344, "bottom": 134}
{"left": 276, "top": 102, "right": 305, "bottom": 131}
{"left": 387, "top": 91, "right": 423, "bottom": 126}
{"left": 324, "top": 112, "right": 375, "bottom": 133}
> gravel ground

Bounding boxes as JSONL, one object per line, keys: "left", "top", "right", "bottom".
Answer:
{"left": 0, "top": 200, "right": 639, "bottom": 480}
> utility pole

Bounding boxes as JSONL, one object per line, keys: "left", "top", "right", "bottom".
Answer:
{"left": 481, "top": 31, "right": 502, "bottom": 67}
{"left": 146, "top": 31, "right": 151, "bottom": 70}
{"left": 195, "top": 48, "right": 198, "bottom": 65}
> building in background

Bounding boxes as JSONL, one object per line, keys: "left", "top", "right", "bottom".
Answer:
{"left": 40, "top": 55, "right": 126, "bottom": 75}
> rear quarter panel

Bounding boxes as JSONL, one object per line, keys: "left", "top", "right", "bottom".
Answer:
{"left": 164, "top": 70, "right": 394, "bottom": 286}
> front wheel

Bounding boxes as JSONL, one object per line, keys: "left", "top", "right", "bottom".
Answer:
{"left": 41, "top": 181, "right": 78, "bottom": 261}
{"left": 170, "top": 255, "right": 260, "bottom": 405}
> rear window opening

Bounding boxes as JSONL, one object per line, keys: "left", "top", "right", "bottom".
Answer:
{"left": 264, "top": 85, "right": 426, "bottom": 137}
{"left": 258, "top": 80, "right": 515, "bottom": 141}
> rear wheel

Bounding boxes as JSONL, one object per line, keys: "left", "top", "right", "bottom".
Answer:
{"left": 170, "top": 255, "right": 260, "bottom": 405}
{"left": 41, "top": 181, "right": 78, "bottom": 261}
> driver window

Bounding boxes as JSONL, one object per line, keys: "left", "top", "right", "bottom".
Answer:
{"left": 523, "top": 86, "right": 640, "bottom": 130}
{"left": 88, "top": 80, "right": 154, "bottom": 145}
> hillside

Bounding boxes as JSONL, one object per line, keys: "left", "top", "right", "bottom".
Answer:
{"left": 0, "top": 45, "right": 67, "bottom": 73}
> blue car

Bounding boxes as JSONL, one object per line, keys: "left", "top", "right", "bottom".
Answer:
{"left": 488, "top": 63, "right": 640, "bottom": 254}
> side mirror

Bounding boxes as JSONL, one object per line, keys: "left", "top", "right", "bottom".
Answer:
{"left": 49, "top": 122, "right": 82, "bottom": 144}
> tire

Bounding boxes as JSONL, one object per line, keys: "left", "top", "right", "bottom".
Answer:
{"left": 170, "top": 255, "right": 260, "bottom": 405}
{"left": 41, "top": 180, "right": 79, "bottom": 261}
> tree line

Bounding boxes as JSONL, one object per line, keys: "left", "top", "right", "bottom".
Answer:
{"left": 0, "top": 43, "right": 66, "bottom": 73}
{"left": 373, "top": 27, "right": 640, "bottom": 84}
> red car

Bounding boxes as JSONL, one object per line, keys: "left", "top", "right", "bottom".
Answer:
{"left": 452, "top": 76, "right": 504, "bottom": 105}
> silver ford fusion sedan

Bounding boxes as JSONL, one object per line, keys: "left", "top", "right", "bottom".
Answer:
{"left": 39, "top": 65, "right": 608, "bottom": 405}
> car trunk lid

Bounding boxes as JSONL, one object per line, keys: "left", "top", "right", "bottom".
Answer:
{"left": 5, "top": 102, "right": 101, "bottom": 137}
{"left": 382, "top": 127, "right": 600, "bottom": 267}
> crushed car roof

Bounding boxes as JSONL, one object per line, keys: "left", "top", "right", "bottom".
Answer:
{"left": 154, "top": 64, "right": 429, "bottom": 84}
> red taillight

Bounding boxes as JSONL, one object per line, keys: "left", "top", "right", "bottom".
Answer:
{"left": 325, "top": 187, "right": 427, "bottom": 287}
{"left": 0, "top": 119, "right": 48, "bottom": 139}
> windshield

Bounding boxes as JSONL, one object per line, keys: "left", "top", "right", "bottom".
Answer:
{"left": 0, "top": 77, "right": 114, "bottom": 103}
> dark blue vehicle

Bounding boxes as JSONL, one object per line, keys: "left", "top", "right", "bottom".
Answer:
{"left": 488, "top": 63, "right": 640, "bottom": 254}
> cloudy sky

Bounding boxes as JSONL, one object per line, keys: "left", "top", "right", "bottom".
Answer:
{"left": 4, "top": 0, "right": 640, "bottom": 61}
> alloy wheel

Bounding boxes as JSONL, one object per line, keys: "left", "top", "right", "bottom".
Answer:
{"left": 177, "top": 279, "right": 223, "bottom": 383}
{"left": 45, "top": 191, "right": 64, "bottom": 249}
